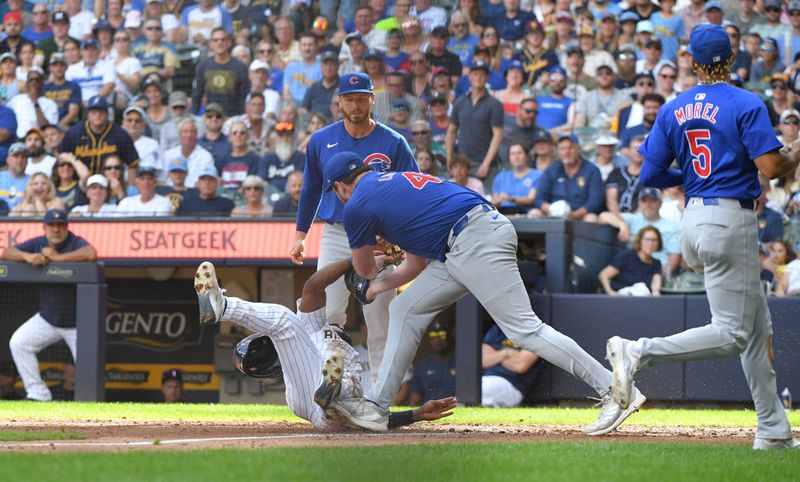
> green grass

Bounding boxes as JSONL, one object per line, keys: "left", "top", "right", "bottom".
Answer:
{"left": 1, "top": 441, "right": 798, "bottom": 482}
{"left": 0, "top": 430, "right": 84, "bottom": 441}
{"left": 1, "top": 401, "right": 799, "bottom": 428}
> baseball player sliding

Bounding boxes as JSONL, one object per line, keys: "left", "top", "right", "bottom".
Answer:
{"left": 320, "top": 151, "right": 645, "bottom": 434}
{"left": 194, "top": 260, "right": 456, "bottom": 430}
{"left": 607, "top": 24, "right": 799, "bottom": 450}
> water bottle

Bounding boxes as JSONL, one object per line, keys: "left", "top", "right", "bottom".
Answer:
{"left": 781, "top": 388, "right": 792, "bottom": 411}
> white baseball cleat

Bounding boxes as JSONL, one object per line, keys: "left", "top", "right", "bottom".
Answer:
{"left": 752, "top": 438, "right": 800, "bottom": 450}
{"left": 314, "top": 355, "right": 344, "bottom": 409}
{"left": 194, "top": 261, "right": 226, "bottom": 325}
{"left": 606, "top": 336, "right": 639, "bottom": 409}
{"left": 329, "top": 398, "right": 390, "bottom": 432}
{"left": 584, "top": 386, "right": 647, "bottom": 436}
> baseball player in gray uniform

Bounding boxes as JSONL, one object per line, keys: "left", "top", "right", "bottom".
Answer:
{"left": 606, "top": 24, "right": 799, "bottom": 450}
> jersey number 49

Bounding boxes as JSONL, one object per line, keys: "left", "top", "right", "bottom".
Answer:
{"left": 686, "top": 129, "right": 712, "bottom": 178}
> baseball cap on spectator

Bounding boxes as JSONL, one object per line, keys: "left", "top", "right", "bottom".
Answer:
{"left": 137, "top": 166, "right": 158, "bottom": 177}
{"left": 790, "top": 0, "right": 800, "bottom": 12}
{"left": 123, "top": 105, "right": 146, "bottom": 118}
{"left": 525, "top": 20, "right": 544, "bottom": 34}
{"left": 169, "top": 91, "right": 188, "bottom": 107}
{"left": 249, "top": 59, "right": 269, "bottom": 72}
{"left": 645, "top": 38, "right": 663, "bottom": 49}
{"left": 391, "top": 99, "right": 411, "bottom": 112}
{"left": 345, "top": 32, "right": 366, "bottom": 45}
{"left": 161, "top": 369, "right": 183, "bottom": 383}
{"left": 142, "top": 74, "right": 162, "bottom": 91}
{"left": 729, "top": 72, "right": 744, "bottom": 87}
{"left": 566, "top": 42, "right": 583, "bottom": 56}
{"left": 470, "top": 60, "right": 490, "bottom": 73}
{"left": 619, "top": 11, "right": 639, "bottom": 23}
{"left": 86, "top": 174, "right": 109, "bottom": 189}
{"left": 25, "top": 127, "right": 45, "bottom": 140}
{"left": 49, "top": 52, "right": 67, "bottom": 65}
{"left": 780, "top": 109, "right": 800, "bottom": 123}
{"left": 504, "top": 60, "right": 524, "bottom": 77}
{"left": 556, "top": 11, "right": 574, "bottom": 25}
{"left": 93, "top": 19, "right": 114, "bottom": 35}
{"left": 634, "top": 72, "right": 656, "bottom": 83}
{"left": 428, "top": 91, "right": 447, "bottom": 105}
{"left": 636, "top": 21, "right": 654, "bottom": 34}
{"left": 576, "top": 26, "right": 594, "bottom": 37}
{"left": 87, "top": 95, "right": 108, "bottom": 110}
{"left": 81, "top": 38, "right": 99, "bottom": 49}
{"left": 617, "top": 45, "right": 637, "bottom": 61}
{"left": 533, "top": 131, "right": 553, "bottom": 144}
{"left": 430, "top": 26, "right": 450, "bottom": 38}
{"left": 387, "top": 28, "right": 403, "bottom": 39}
{"left": 27, "top": 67, "right": 44, "bottom": 80}
{"left": 431, "top": 66, "right": 448, "bottom": 77}
{"left": 704, "top": 0, "right": 723, "bottom": 11}
{"left": 638, "top": 187, "right": 661, "bottom": 201}
{"left": 558, "top": 133, "right": 579, "bottom": 144}
{"left": 125, "top": 10, "right": 142, "bottom": 28}
{"left": 44, "top": 208, "right": 69, "bottom": 224}
{"left": 595, "top": 134, "right": 619, "bottom": 145}
{"left": 3, "top": 12, "right": 22, "bottom": 24}
{"left": 320, "top": 51, "right": 338, "bottom": 63}
{"left": 8, "top": 142, "right": 27, "bottom": 156}
{"left": 761, "top": 37, "right": 779, "bottom": 52}
{"left": 167, "top": 156, "right": 188, "bottom": 172}
{"left": 0, "top": 52, "right": 18, "bottom": 65}
{"left": 596, "top": 64, "right": 614, "bottom": 75}
{"left": 601, "top": 12, "right": 617, "bottom": 22}
{"left": 205, "top": 103, "right": 224, "bottom": 115}
{"left": 549, "top": 65, "right": 567, "bottom": 77}
{"left": 764, "top": 0, "right": 781, "bottom": 8}
{"left": 364, "top": 48, "right": 383, "bottom": 61}
{"left": 689, "top": 24, "right": 734, "bottom": 65}
{"left": 52, "top": 10, "right": 69, "bottom": 24}
{"left": 197, "top": 165, "right": 219, "bottom": 180}
{"left": 323, "top": 151, "right": 363, "bottom": 192}
{"left": 339, "top": 72, "right": 373, "bottom": 94}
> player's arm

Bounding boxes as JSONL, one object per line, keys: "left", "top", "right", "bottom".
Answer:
{"left": 388, "top": 397, "right": 457, "bottom": 429}
{"left": 639, "top": 116, "right": 682, "bottom": 188}
{"left": 754, "top": 143, "right": 800, "bottom": 179}
{"left": 298, "top": 258, "right": 354, "bottom": 313}
{"left": 351, "top": 244, "right": 383, "bottom": 280}
{"left": 292, "top": 140, "right": 325, "bottom": 264}
{"left": 365, "top": 252, "right": 429, "bottom": 299}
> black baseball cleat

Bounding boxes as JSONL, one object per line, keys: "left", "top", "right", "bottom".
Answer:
{"left": 194, "top": 261, "right": 226, "bottom": 325}
{"left": 314, "top": 355, "right": 344, "bottom": 409}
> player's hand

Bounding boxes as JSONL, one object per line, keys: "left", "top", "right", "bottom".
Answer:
{"left": 413, "top": 397, "right": 457, "bottom": 422}
{"left": 26, "top": 252, "right": 48, "bottom": 266}
{"left": 289, "top": 239, "right": 305, "bottom": 265}
{"left": 476, "top": 163, "right": 490, "bottom": 179}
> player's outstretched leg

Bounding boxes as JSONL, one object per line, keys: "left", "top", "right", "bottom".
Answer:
{"left": 584, "top": 385, "right": 646, "bottom": 436}
{"left": 194, "top": 261, "right": 227, "bottom": 324}
{"left": 606, "top": 336, "right": 641, "bottom": 409}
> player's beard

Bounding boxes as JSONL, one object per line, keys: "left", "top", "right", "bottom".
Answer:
{"left": 343, "top": 108, "right": 370, "bottom": 125}
{"left": 275, "top": 140, "right": 294, "bottom": 162}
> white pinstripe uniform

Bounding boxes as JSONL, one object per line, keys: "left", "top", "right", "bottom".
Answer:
{"left": 222, "top": 297, "right": 361, "bottom": 429}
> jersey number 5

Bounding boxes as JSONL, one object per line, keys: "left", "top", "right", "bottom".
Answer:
{"left": 402, "top": 173, "right": 442, "bottom": 190}
{"left": 686, "top": 129, "right": 712, "bottom": 178}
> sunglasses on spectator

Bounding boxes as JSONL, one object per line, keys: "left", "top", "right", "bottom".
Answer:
{"left": 205, "top": 113, "right": 222, "bottom": 119}
{"left": 56, "top": 163, "right": 72, "bottom": 168}
{"left": 482, "top": 32, "right": 498, "bottom": 38}
{"left": 783, "top": 118, "right": 800, "bottom": 125}
{"left": 412, "top": 130, "right": 429, "bottom": 136}
{"left": 115, "top": 37, "right": 130, "bottom": 42}
{"left": 660, "top": 73, "right": 677, "bottom": 79}
{"left": 597, "top": 70, "right": 613, "bottom": 76}
{"left": 773, "top": 83, "right": 788, "bottom": 90}
{"left": 523, "top": 108, "right": 538, "bottom": 114}
{"left": 145, "top": 25, "right": 162, "bottom": 31}
{"left": 33, "top": 10, "right": 47, "bottom": 14}
{"left": 259, "top": 48, "right": 274, "bottom": 54}
{"left": 637, "top": 81, "right": 655, "bottom": 87}
{"left": 618, "top": 53, "right": 636, "bottom": 61}
{"left": 104, "top": 165, "right": 123, "bottom": 171}
{"left": 765, "top": 6, "right": 781, "bottom": 12}
{"left": 172, "top": 105, "right": 187, "bottom": 110}
{"left": 230, "top": 130, "right": 247, "bottom": 135}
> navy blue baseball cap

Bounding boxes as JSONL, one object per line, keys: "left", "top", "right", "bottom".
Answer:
{"left": 323, "top": 151, "right": 364, "bottom": 192}
{"left": 44, "top": 208, "right": 69, "bottom": 224}
{"left": 638, "top": 187, "right": 661, "bottom": 201}
{"left": 81, "top": 37, "right": 99, "bottom": 49}
{"left": 338, "top": 72, "right": 373, "bottom": 95}
{"left": 504, "top": 60, "right": 524, "bottom": 77}
{"left": 557, "top": 133, "right": 579, "bottom": 144}
{"left": 688, "top": 23, "right": 732, "bottom": 65}
{"left": 87, "top": 95, "right": 108, "bottom": 110}
{"left": 549, "top": 65, "right": 567, "bottom": 77}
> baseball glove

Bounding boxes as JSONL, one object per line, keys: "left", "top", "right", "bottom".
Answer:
{"left": 344, "top": 268, "right": 373, "bottom": 305}
{"left": 383, "top": 244, "right": 405, "bottom": 266}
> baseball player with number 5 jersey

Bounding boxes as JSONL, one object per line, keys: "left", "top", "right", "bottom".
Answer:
{"left": 607, "top": 24, "right": 800, "bottom": 450}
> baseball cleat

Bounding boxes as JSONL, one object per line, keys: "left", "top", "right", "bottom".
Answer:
{"left": 330, "top": 398, "right": 389, "bottom": 432}
{"left": 606, "top": 336, "right": 639, "bottom": 409}
{"left": 752, "top": 438, "right": 800, "bottom": 450}
{"left": 584, "top": 386, "right": 647, "bottom": 436}
{"left": 194, "top": 261, "right": 226, "bottom": 325}
{"left": 314, "top": 355, "right": 344, "bottom": 409}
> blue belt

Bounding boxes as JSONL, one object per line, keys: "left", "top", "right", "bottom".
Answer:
{"left": 452, "top": 204, "right": 496, "bottom": 238}
{"left": 687, "top": 198, "right": 755, "bottom": 210}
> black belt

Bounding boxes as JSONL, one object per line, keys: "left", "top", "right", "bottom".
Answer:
{"left": 686, "top": 198, "right": 755, "bottom": 210}
{"left": 452, "top": 204, "right": 496, "bottom": 238}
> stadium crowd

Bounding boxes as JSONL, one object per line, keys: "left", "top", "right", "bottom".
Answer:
{"left": 0, "top": 0, "right": 799, "bottom": 294}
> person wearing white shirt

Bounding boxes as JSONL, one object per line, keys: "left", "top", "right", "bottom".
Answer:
{"left": 161, "top": 118, "right": 215, "bottom": 187}
{"left": 64, "top": 0, "right": 96, "bottom": 40}
{"left": 121, "top": 105, "right": 161, "bottom": 174}
{"left": 116, "top": 167, "right": 174, "bottom": 217}
{"left": 23, "top": 128, "right": 56, "bottom": 177}
{"left": 70, "top": 174, "right": 118, "bottom": 218}
{"left": 412, "top": 0, "right": 447, "bottom": 34}
{"left": 8, "top": 69, "right": 59, "bottom": 138}
{"left": 65, "top": 38, "right": 116, "bottom": 107}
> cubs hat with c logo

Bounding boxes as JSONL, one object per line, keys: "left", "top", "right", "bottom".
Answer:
{"left": 338, "top": 72, "right": 373, "bottom": 95}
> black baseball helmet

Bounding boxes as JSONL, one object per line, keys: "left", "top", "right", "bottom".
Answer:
{"left": 233, "top": 334, "right": 283, "bottom": 379}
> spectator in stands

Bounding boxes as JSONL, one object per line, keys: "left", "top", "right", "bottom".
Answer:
{"left": 678, "top": 0, "right": 707, "bottom": 39}
{"left": 0, "top": 100, "right": 17, "bottom": 165}
{"left": 94, "top": 20, "right": 115, "bottom": 62}
{"left": 178, "top": 0, "right": 232, "bottom": 47}
{"left": 530, "top": 131, "right": 555, "bottom": 172}
{"left": 636, "top": 36, "right": 664, "bottom": 76}
{"left": 8, "top": 68, "right": 58, "bottom": 138}
{"left": 387, "top": 98, "right": 413, "bottom": 142}
{"left": 447, "top": 11, "right": 479, "bottom": 73}
{"left": 530, "top": 135, "right": 604, "bottom": 221}
{"left": 273, "top": 16, "right": 301, "bottom": 70}
{"left": 0, "top": 52, "right": 22, "bottom": 104}
{"left": 339, "top": 33, "right": 367, "bottom": 76}
{"left": 65, "top": 38, "right": 114, "bottom": 108}
{"left": 22, "top": 4, "right": 52, "bottom": 45}
{"left": 427, "top": 26, "right": 462, "bottom": 86}
{"left": 231, "top": 45, "right": 251, "bottom": 67}
{"left": 604, "top": 136, "right": 646, "bottom": 214}
{"left": 62, "top": 38, "right": 82, "bottom": 66}
{"left": 536, "top": 66, "right": 573, "bottom": 131}
{"left": 751, "top": 38, "right": 785, "bottom": 84}
{"left": 156, "top": 156, "right": 198, "bottom": 212}
{"left": 0, "top": 142, "right": 29, "bottom": 210}
{"left": 247, "top": 61, "right": 280, "bottom": 121}
{"left": 500, "top": 97, "right": 549, "bottom": 166}
{"left": 577, "top": 27, "right": 617, "bottom": 78}
{"left": 339, "top": 6, "right": 386, "bottom": 66}
{"left": 491, "top": 143, "right": 540, "bottom": 214}
{"left": 489, "top": 0, "right": 536, "bottom": 42}
{"left": 217, "top": 120, "right": 259, "bottom": 198}
{"left": 447, "top": 60, "right": 504, "bottom": 182}
{"left": 163, "top": 118, "right": 215, "bottom": 188}
{"left": 63, "top": 0, "right": 95, "bottom": 41}
{"left": 10, "top": 170, "right": 65, "bottom": 217}
{"left": 59, "top": 96, "right": 139, "bottom": 176}
{"left": 416, "top": 150, "right": 440, "bottom": 176}
{"left": 302, "top": 51, "right": 339, "bottom": 119}
{"left": 24, "top": 128, "right": 56, "bottom": 176}
{"left": 414, "top": 0, "right": 447, "bottom": 34}
{"left": 197, "top": 103, "right": 231, "bottom": 162}
{"left": 591, "top": 134, "right": 626, "bottom": 182}
{"left": 778, "top": 109, "right": 800, "bottom": 148}
{"left": 449, "top": 154, "right": 485, "bottom": 195}
{"left": 122, "top": 106, "right": 160, "bottom": 175}
{"left": 407, "top": 53, "right": 433, "bottom": 98}
{"left": 101, "top": 0, "right": 126, "bottom": 31}
{"left": 726, "top": 0, "right": 762, "bottom": 43}
{"left": 514, "top": 20, "right": 557, "bottom": 90}
{"left": 494, "top": 60, "right": 526, "bottom": 119}
{"left": 297, "top": 112, "right": 328, "bottom": 154}
{"left": 574, "top": 65, "right": 629, "bottom": 130}
{"left": 363, "top": 49, "right": 388, "bottom": 92}
{"left": 383, "top": 28, "right": 410, "bottom": 72}
{"left": 259, "top": 122, "right": 304, "bottom": 192}
{"left": 101, "top": 155, "right": 136, "bottom": 204}
{"left": 160, "top": 369, "right": 184, "bottom": 403}
{"left": 192, "top": 28, "right": 249, "bottom": 117}
{"left": 750, "top": 0, "right": 789, "bottom": 42}
{"left": 409, "top": 320, "right": 456, "bottom": 406}
{"left": 160, "top": 91, "right": 204, "bottom": 152}
{"left": 766, "top": 75, "right": 800, "bottom": 126}
{"left": 655, "top": 63, "right": 679, "bottom": 102}
{"left": 454, "top": 47, "right": 505, "bottom": 98}
{"left": 3, "top": 208, "right": 96, "bottom": 401}
{"left": 223, "top": 93, "right": 270, "bottom": 156}
{"left": 41, "top": 53, "right": 81, "bottom": 130}
{"left": 117, "top": 166, "right": 173, "bottom": 216}
{"left": 176, "top": 165, "right": 234, "bottom": 216}
{"left": 481, "top": 323, "right": 540, "bottom": 407}
{"left": 16, "top": 41, "right": 37, "bottom": 85}
{"left": 283, "top": 31, "right": 322, "bottom": 105}
{"left": 109, "top": 29, "right": 141, "bottom": 113}
{"left": 410, "top": 119, "right": 442, "bottom": 156}
{"left": 70, "top": 174, "right": 117, "bottom": 217}
{"left": 612, "top": 73, "right": 655, "bottom": 136}
{"left": 757, "top": 178, "right": 785, "bottom": 245}
{"left": 563, "top": 45, "right": 596, "bottom": 96}
{"left": 763, "top": 239, "right": 794, "bottom": 284}
{"left": 372, "top": 71, "right": 419, "bottom": 124}
{"left": 51, "top": 154, "right": 89, "bottom": 211}
{"left": 614, "top": 45, "right": 637, "bottom": 89}
{"left": 232, "top": 175, "right": 272, "bottom": 218}
{"left": 401, "top": 16, "right": 426, "bottom": 57}
{"left": 272, "top": 170, "right": 303, "bottom": 218}
{"left": 0, "top": 12, "right": 24, "bottom": 58}
{"left": 599, "top": 225, "right": 663, "bottom": 296}
{"left": 141, "top": 75, "right": 169, "bottom": 143}
{"left": 619, "top": 93, "right": 664, "bottom": 159}
{"left": 34, "top": 11, "right": 76, "bottom": 70}
{"left": 42, "top": 124, "right": 62, "bottom": 155}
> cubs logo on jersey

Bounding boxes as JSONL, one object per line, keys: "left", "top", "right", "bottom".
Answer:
{"left": 364, "top": 152, "right": 392, "bottom": 171}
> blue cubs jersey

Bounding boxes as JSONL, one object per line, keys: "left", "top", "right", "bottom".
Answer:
{"left": 297, "top": 121, "right": 418, "bottom": 232}
{"left": 343, "top": 171, "right": 487, "bottom": 262}
{"left": 640, "top": 84, "right": 782, "bottom": 200}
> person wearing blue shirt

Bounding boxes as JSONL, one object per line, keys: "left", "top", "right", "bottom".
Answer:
{"left": 454, "top": 48, "right": 506, "bottom": 98}
{"left": 447, "top": 12, "right": 479, "bottom": 69}
{"left": 282, "top": 32, "right": 323, "bottom": 104}
{"left": 2, "top": 208, "right": 96, "bottom": 401}
{"left": 533, "top": 135, "right": 605, "bottom": 221}
{"left": 0, "top": 143, "right": 28, "bottom": 209}
{"left": 481, "top": 324, "right": 541, "bottom": 407}
{"left": 650, "top": 0, "right": 684, "bottom": 62}
{"left": 491, "top": 143, "right": 541, "bottom": 214}
{"left": 488, "top": 0, "right": 535, "bottom": 42}
{"left": 408, "top": 320, "right": 456, "bottom": 405}
{"left": 535, "top": 66, "right": 573, "bottom": 130}
{"left": 290, "top": 72, "right": 418, "bottom": 386}
{"left": 0, "top": 103, "right": 18, "bottom": 166}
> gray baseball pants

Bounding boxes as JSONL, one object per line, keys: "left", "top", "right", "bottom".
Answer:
{"left": 637, "top": 198, "right": 792, "bottom": 440}
{"left": 369, "top": 205, "right": 613, "bottom": 408}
